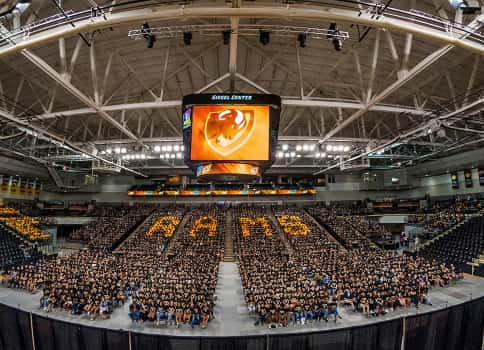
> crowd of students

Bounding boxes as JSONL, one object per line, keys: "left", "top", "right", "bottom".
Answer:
{"left": 413, "top": 209, "right": 465, "bottom": 241}
{"left": 2, "top": 202, "right": 467, "bottom": 331}
{"left": 234, "top": 206, "right": 461, "bottom": 327}
{"left": 127, "top": 205, "right": 223, "bottom": 328}
{"left": 69, "top": 205, "right": 154, "bottom": 249}
{"left": 4, "top": 205, "right": 224, "bottom": 329}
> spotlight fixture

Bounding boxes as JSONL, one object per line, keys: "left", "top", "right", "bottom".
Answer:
{"left": 183, "top": 32, "right": 192, "bottom": 46}
{"left": 222, "top": 30, "right": 231, "bottom": 45}
{"left": 259, "top": 31, "right": 270, "bottom": 46}
{"left": 327, "top": 23, "right": 343, "bottom": 51}
{"left": 297, "top": 33, "right": 307, "bottom": 48}
{"left": 141, "top": 22, "right": 156, "bottom": 48}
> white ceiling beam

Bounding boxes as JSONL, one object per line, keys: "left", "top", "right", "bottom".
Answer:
{"left": 282, "top": 99, "right": 429, "bottom": 115}
{"left": 30, "top": 97, "right": 430, "bottom": 121}
{"left": 71, "top": 136, "right": 399, "bottom": 146}
{"left": 179, "top": 47, "right": 224, "bottom": 93}
{"left": 367, "top": 29, "right": 381, "bottom": 103}
{"left": 317, "top": 11, "right": 484, "bottom": 145}
{"left": 1, "top": 5, "right": 484, "bottom": 58}
{"left": 21, "top": 49, "right": 139, "bottom": 141}
{"left": 462, "top": 54, "right": 480, "bottom": 107}
{"left": 315, "top": 98, "right": 484, "bottom": 175}
{"left": 89, "top": 39, "right": 100, "bottom": 105}
{"left": 195, "top": 73, "right": 230, "bottom": 94}
{"left": 235, "top": 73, "right": 270, "bottom": 94}
{"left": 100, "top": 52, "right": 114, "bottom": 104}
{"left": 295, "top": 42, "right": 304, "bottom": 99}
{"left": 117, "top": 52, "right": 158, "bottom": 100}
{"left": 0, "top": 108, "right": 147, "bottom": 177}
{"left": 229, "top": 16, "right": 239, "bottom": 92}
{"left": 159, "top": 45, "right": 170, "bottom": 101}
{"left": 384, "top": 30, "right": 400, "bottom": 65}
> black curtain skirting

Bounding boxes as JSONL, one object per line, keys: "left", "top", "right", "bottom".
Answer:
{"left": 0, "top": 296, "right": 482, "bottom": 350}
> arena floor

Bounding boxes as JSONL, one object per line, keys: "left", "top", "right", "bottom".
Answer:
{"left": 1, "top": 262, "right": 483, "bottom": 337}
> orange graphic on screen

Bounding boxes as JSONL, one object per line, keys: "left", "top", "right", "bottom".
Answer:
{"left": 191, "top": 105, "right": 269, "bottom": 160}
{"left": 197, "top": 163, "right": 261, "bottom": 177}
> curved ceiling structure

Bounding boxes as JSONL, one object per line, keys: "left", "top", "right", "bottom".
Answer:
{"left": 0, "top": 0, "right": 483, "bottom": 177}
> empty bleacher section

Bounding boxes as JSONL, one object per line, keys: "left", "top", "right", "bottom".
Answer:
{"left": 418, "top": 215, "right": 484, "bottom": 276}
{"left": 0, "top": 224, "right": 42, "bottom": 271}
{"left": 0, "top": 205, "right": 50, "bottom": 242}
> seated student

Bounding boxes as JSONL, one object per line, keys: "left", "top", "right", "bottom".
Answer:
{"left": 371, "top": 297, "right": 386, "bottom": 316}
{"left": 191, "top": 308, "right": 201, "bottom": 328}
{"left": 129, "top": 304, "right": 140, "bottom": 322}
{"left": 155, "top": 308, "right": 165, "bottom": 326}
{"left": 99, "top": 299, "right": 110, "bottom": 320}
{"left": 147, "top": 306, "right": 156, "bottom": 322}
{"left": 329, "top": 302, "right": 342, "bottom": 323}
{"left": 201, "top": 309, "right": 210, "bottom": 329}
{"left": 175, "top": 307, "right": 184, "bottom": 327}
{"left": 329, "top": 282, "right": 338, "bottom": 295}
{"left": 40, "top": 295, "right": 51, "bottom": 312}
{"left": 71, "top": 299, "right": 81, "bottom": 315}
{"left": 420, "top": 292, "right": 432, "bottom": 306}
{"left": 397, "top": 293, "right": 408, "bottom": 308}
{"left": 183, "top": 308, "right": 192, "bottom": 325}
{"left": 167, "top": 306, "right": 176, "bottom": 326}
{"left": 247, "top": 301, "right": 256, "bottom": 313}
{"left": 279, "top": 310, "right": 288, "bottom": 327}
{"left": 359, "top": 297, "right": 369, "bottom": 314}
{"left": 409, "top": 290, "right": 419, "bottom": 308}
{"left": 304, "top": 304, "right": 314, "bottom": 323}
{"left": 342, "top": 289, "right": 355, "bottom": 311}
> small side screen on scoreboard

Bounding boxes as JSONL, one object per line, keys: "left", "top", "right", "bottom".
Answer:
{"left": 190, "top": 105, "right": 270, "bottom": 161}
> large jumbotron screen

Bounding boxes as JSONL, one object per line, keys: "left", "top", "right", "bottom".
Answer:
{"left": 190, "top": 105, "right": 270, "bottom": 161}
{"left": 182, "top": 94, "right": 280, "bottom": 177}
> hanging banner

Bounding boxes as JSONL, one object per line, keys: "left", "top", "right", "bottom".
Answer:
{"left": 451, "top": 172, "right": 459, "bottom": 189}
{"left": 464, "top": 169, "right": 473, "bottom": 188}
{"left": 479, "top": 169, "right": 484, "bottom": 186}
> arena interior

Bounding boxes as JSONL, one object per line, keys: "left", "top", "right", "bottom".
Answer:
{"left": 0, "top": 0, "right": 484, "bottom": 349}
